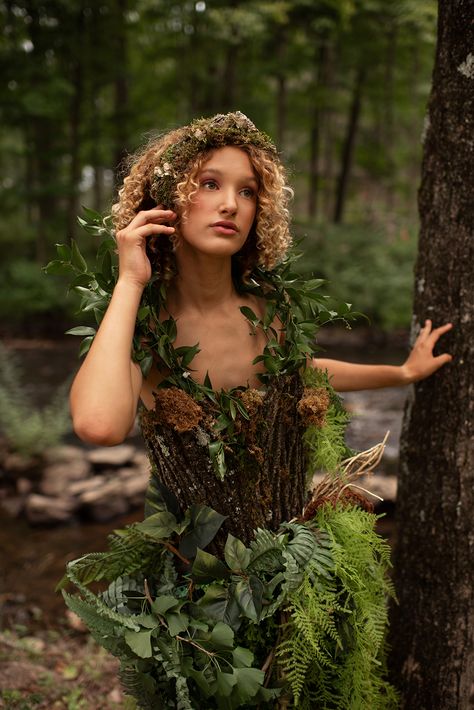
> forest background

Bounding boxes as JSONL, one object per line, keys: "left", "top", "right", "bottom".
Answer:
{"left": 0, "top": 1, "right": 450, "bottom": 708}
{"left": 0, "top": 0, "right": 438, "bottom": 335}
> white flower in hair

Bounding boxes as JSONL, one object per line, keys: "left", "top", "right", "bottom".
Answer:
{"left": 154, "top": 162, "right": 174, "bottom": 178}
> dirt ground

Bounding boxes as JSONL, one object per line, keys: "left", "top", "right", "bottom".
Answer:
{"left": 0, "top": 628, "right": 134, "bottom": 710}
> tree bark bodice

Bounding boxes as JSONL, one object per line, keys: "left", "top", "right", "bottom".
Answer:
{"left": 140, "top": 373, "right": 308, "bottom": 546}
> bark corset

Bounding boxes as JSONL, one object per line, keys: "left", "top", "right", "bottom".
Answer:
{"left": 140, "top": 372, "right": 308, "bottom": 547}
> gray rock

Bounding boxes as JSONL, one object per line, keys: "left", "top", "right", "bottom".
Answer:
{"left": 25, "top": 493, "right": 78, "bottom": 524}
{"left": 43, "top": 445, "right": 86, "bottom": 464}
{"left": 40, "top": 459, "right": 91, "bottom": 496}
{"left": 87, "top": 445, "right": 135, "bottom": 467}
{"left": 67, "top": 475, "right": 106, "bottom": 496}
{"left": 131, "top": 451, "right": 150, "bottom": 475}
{"left": 80, "top": 478, "right": 129, "bottom": 521}
{"left": 117, "top": 467, "right": 135, "bottom": 481}
{"left": 121, "top": 471, "right": 150, "bottom": 507}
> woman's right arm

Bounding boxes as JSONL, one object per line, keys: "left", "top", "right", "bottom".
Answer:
{"left": 70, "top": 207, "right": 176, "bottom": 445}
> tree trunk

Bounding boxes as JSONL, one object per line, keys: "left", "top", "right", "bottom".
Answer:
{"left": 389, "top": 2, "right": 474, "bottom": 707}
{"left": 333, "top": 65, "right": 365, "bottom": 224}
{"left": 113, "top": 0, "right": 129, "bottom": 185}
{"left": 273, "top": 24, "right": 288, "bottom": 153}
{"left": 307, "top": 43, "right": 329, "bottom": 219}
{"left": 66, "top": 6, "right": 85, "bottom": 243}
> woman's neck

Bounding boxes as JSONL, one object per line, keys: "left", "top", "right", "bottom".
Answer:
{"left": 167, "top": 251, "right": 238, "bottom": 315}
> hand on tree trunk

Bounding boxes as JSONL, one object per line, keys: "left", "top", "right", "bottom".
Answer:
{"left": 401, "top": 319, "right": 453, "bottom": 384}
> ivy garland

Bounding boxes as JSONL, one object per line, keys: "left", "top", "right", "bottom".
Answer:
{"left": 45, "top": 207, "right": 358, "bottom": 477}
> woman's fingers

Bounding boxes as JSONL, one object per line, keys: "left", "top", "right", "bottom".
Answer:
{"left": 135, "top": 223, "right": 175, "bottom": 238}
{"left": 415, "top": 319, "right": 431, "bottom": 343}
{"left": 128, "top": 208, "right": 176, "bottom": 229}
{"left": 427, "top": 322, "right": 453, "bottom": 346}
{"left": 434, "top": 353, "right": 453, "bottom": 366}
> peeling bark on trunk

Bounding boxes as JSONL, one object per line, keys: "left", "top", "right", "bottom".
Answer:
{"left": 140, "top": 374, "right": 307, "bottom": 549}
{"left": 389, "top": 2, "right": 474, "bottom": 707}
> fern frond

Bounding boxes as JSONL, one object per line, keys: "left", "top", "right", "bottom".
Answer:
{"left": 248, "top": 528, "right": 284, "bottom": 573}
{"left": 304, "top": 405, "right": 350, "bottom": 475}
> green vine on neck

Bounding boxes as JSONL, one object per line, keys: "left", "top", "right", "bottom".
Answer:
{"left": 45, "top": 208, "right": 359, "bottom": 478}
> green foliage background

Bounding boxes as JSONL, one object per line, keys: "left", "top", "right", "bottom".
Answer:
{"left": 0, "top": 0, "right": 437, "bottom": 330}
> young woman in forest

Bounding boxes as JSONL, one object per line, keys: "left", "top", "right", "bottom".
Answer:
{"left": 64, "top": 112, "right": 452, "bottom": 709}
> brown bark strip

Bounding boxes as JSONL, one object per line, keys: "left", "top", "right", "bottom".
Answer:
{"left": 140, "top": 373, "right": 307, "bottom": 547}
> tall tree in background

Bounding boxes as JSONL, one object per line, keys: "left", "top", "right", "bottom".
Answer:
{"left": 390, "top": 1, "right": 474, "bottom": 707}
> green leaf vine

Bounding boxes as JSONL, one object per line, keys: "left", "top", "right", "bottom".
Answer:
{"left": 60, "top": 489, "right": 398, "bottom": 708}
{"left": 44, "top": 208, "right": 359, "bottom": 478}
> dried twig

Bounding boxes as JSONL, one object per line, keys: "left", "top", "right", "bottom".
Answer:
{"left": 304, "top": 432, "right": 390, "bottom": 515}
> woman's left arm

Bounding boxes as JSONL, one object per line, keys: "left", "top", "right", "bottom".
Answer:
{"left": 313, "top": 320, "right": 453, "bottom": 392}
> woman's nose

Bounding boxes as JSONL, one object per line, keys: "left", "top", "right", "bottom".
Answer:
{"left": 218, "top": 189, "right": 238, "bottom": 214}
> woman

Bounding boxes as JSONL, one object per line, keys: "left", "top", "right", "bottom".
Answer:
{"left": 64, "top": 112, "right": 451, "bottom": 709}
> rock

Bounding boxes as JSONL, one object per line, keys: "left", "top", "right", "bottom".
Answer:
{"left": 16, "top": 477, "right": 33, "bottom": 495}
{"left": 359, "top": 474, "right": 397, "bottom": 502}
{"left": 40, "top": 459, "right": 91, "bottom": 496}
{"left": 121, "top": 470, "right": 150, "bottom": 507}
{"left": 117, "top": 467, "right": 135, "bottom": 482}
{"left": 25, "top": 493, "right": 78, "bottom": 524}
{"left": 87, "top": 444, "right": 135, "bottom": 467}
{"left": 66, "top": 475, "right": 106, "bottom": 496}
{"left": 0, "top": 496, "right": 24, "bottom": 517}
{"left": 43, "top": 445, "right": 86, "bottom": 464}
{"left": 80, "top": 478, "right": 129, "bottom": 521}
{"left": 131, "top": 450, "right": 150, "bottom": 476}
{"left": 3, "top": 452, "right": 39, "bottom": 474}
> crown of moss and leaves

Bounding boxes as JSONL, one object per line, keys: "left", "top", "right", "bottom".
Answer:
{"left": 150, "top": 111, "right": 278, "bottom": 209}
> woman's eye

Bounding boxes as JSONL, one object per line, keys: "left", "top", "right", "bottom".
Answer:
{"left": 241, "top": 188, "right": 255, "bottom": 199}
{"left": 202, "top": 180, "right": 218, "bottom": 190}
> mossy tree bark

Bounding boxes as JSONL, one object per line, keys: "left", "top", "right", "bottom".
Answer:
{"left": 389, "top": 2, "right": 474, "bottom": 707}
{"left": 141, "top": 374, "right": 307, "bottom": 549}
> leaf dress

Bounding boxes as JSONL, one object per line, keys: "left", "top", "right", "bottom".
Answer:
{"left": 60, "top": 255, "right": 399, "bottom": 709}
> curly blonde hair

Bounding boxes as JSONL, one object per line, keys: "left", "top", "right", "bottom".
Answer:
{"left": 112, "top": 116, "right": 293, "bottom": 284}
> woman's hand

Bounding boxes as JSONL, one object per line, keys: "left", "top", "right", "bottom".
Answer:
{"left": 116, "top": 206, "right": 176, "bottom": 288}
{"left": 401, "top": 319, "right": 453, "bottom": 384}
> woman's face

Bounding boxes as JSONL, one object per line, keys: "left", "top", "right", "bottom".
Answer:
{"left": 177, "top": 146, "right": 258, "bottom": 258}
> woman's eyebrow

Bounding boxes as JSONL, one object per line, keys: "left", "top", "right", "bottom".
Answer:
{"left": 200, "top": 167, "right": 258, "bottom": 184}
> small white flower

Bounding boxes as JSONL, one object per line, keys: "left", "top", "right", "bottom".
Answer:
{"left": 182, "top": 370, "right": 191, "bottom": 379}
{"left": 193, "top": 128, "right": 205, "bottom": 140}
{"left": 163, "top": 162, "right": 172, "bottom": 172}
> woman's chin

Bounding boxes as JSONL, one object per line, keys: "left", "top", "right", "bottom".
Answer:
{"left": 177, "top": 239, "right": 245, "bottom": 260}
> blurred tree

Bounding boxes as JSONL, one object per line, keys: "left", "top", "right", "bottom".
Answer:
{"left": 390, "top": 0, "right": 474, "bottom": 706}
{"left": 0, "top": 0, "right": 438, "bottom": 326}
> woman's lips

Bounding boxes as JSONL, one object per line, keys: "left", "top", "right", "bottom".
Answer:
{"left": 210, "top": 222, "right": 238, "bottom": 235}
